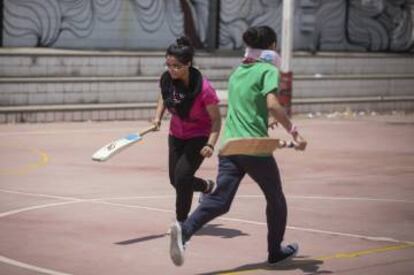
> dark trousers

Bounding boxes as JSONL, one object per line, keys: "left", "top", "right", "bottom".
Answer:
{"left": 169, "top": 135, "right": 208, "bottom": 222}
{"left": 181, "top": 155, "right": 287, "bottom": 257}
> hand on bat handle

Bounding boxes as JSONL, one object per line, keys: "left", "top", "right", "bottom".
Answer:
{"left": 139, "top": 125, "right": 159, "bottom": 136}
{"left": 279, "top": 136, "right": 307, "bottom": 151}
{"left": 151, "top": 119, "right": 162, "bottom": 131}
{"left": 293, "top": 133, "right": 307, "bottom": 151}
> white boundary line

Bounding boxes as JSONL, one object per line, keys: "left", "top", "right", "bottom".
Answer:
{"left": 3, "top": 190, "right": 409, "bottom": 204}
{"left": 244, "top": 194, "right": 414, "bottom": 204}
{"left": 0, "top": 128, "right": 138, "bottom": 137}
{"left": 218, "top": 216, "right": 413, "bottom": 244}
{"left": 0, "top": 201, "right": 82, "bottom": 219}
{"left": 1, "top": 189, "right": 411, "bottom": 243}
{"left": 0, "top": 189, "right": 83, "bottom": 201}
{"left": 0, "top": 255, "right": 70, "bottom": 275}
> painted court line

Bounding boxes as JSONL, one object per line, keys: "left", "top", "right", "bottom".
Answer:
{"left": 0, "top": 189, "right": 412, "bottom": 244}
{"left": 0, "top": 127, "right": 138, "bottom": 137}
{"left": 0, "top": 188, "right": 83, "bottom": 201}
{"left": 0, "top": 255, "right": 70, "bottom": 275}
{"left": 89, "top": 195, "right": 174, "bottom": 201}
{"left": 95, "top": 200, "right": 173, "bottom": 214}
{"left": 217, "top": 244, "right": 414, "bottom": 275}
{"left": 86, "top": 194, "right": 414, "bottom": 204}
{"left": 316, "top": 243, "right": 414, "bottom": 260}
{"left": 0, "top": 147, "right": 49, "bottom": 176}
{"left": 0, "top": 201, "right": 82, "bottom": 219}
{"left": 219, "top": 217, "right": 414, "bottom": 245}
{"left": 240, "top": 195, "right": 414, "bottom": 204}
{"left": 0, "top": 190, "right": 413, "bottom": 274}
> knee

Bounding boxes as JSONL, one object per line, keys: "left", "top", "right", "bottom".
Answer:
{"left": 208, "top": 197, "right": 231, "bottom": 216}
{"left": 174, "top": 172, "right": 192, "bottom": 186}
{"left": 220, "top": 203, "right": 231, "bottom": 215}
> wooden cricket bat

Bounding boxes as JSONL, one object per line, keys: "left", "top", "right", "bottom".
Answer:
{"left": 92, "top": 125, "right": 157, "bottom": 162}
{"left": 219, "top": 137, "right": 294, "bottom": 156}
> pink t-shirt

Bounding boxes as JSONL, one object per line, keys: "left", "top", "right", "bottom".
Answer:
{"left": 169, "top": 79, "right": 219, "bottom": 139}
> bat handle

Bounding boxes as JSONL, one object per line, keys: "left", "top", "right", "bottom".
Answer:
{"left": 139, "top": 125, "right": 158, "bottom": 136}
{"left": 279, "top": 140, "right": 296, "bottom": 149}
{"left": 286, "top": 141, "right": 295, "bottom": 148}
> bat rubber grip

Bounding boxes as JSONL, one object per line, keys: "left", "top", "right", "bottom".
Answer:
{"left": 286, "top": 141, "right": 295, "bottom": 148}
{"left": 139, "top": 125, "right": 158, "bottom": 136}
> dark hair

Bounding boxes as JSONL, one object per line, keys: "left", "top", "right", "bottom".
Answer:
{"left": 242, "top": 26, "right": 277, "bottom": 49}
{"left": 166, "top": 36, "right": 194, "bottom": 65}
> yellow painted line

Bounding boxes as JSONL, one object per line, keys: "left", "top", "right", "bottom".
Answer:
{"left": 218, "top": 244, "right": 414, "bottom": 275}
{"left": 316, "top": 243, "right": 414, "bottom": 261}
{"left": 0, "top": 147, "right": 49, "bottom": 175}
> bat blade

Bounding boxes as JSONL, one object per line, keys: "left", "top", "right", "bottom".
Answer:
{"left": 219, "top": 137, "right": 292, "bottom": 156}
{"left": 92, "top": 133, "right": 142, "bottom": 162}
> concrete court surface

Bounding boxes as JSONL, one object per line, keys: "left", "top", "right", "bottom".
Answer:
{"left": 0, "top": 113, "right": 413, "bottom": 275}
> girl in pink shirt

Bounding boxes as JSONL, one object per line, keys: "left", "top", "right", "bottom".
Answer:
{"left": 152, "top": 36, "right": 221, "bottom": 223}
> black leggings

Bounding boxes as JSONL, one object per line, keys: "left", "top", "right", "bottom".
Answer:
{"left": 168, "top": 135, "right": 208, "bottom": 222}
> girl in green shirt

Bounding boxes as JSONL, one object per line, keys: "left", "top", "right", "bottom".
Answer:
{"left": 169, "top": 26, "right": 307, "bottom": 267}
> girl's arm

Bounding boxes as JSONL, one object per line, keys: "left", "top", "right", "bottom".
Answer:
{"left": 266, "top": 92, "right": 307, "bottom": 150}
{"left": 152, "top": 95, "right": 166, "bottom": 130}
{"left": 200, "top": 104, "right": 222, "bottom": 158}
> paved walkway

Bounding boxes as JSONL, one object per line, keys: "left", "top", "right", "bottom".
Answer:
{"left": 0, "top": 113, "right": 413, "bottom": 274}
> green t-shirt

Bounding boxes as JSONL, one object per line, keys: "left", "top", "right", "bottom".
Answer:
{"left": 222, "top": 61, "right": 280, "bottom": 146}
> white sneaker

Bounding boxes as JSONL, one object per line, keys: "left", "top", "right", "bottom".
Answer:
{"left": 170, "top": 221, "right": 185, "bottom": 266}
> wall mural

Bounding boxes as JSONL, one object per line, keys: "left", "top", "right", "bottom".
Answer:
{"left": 129, "top": 0, "right": 182, "bottom": 38}
{"left": 2, "top": 0, "right": 201, "bottom": 49}
{"left": 218, "top": 0, "right": 283, "bottom": 49}
{"left": 3, "top": 0, "right": 123, "bottom": 46}
{"left": 294, "top": 0, "right": 414, "bottom": 52}
{"left": 347, "top": 0, "right": 413, "bottom": 52}
{"left": 2, "top": 0, "right": 414, "bottom": 52}
{"left": 219, "top": 0, "right": 414, "bottom": 52}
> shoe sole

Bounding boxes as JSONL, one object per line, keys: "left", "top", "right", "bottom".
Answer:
{"left": 170, "top": 223, "right": 184, "bottom": 266}
{"left": 268, "top": 246, "right": 299, "bottom": 266}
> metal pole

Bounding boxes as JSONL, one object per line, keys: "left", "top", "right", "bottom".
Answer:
{"left": 279, "top": 0, "right": 294, "bottom": 116}
{"left": 206, "top": 0, "right": 219, "bottom": 52}
{"left": 0, "top": 0, "right": 3, "bottom": 46}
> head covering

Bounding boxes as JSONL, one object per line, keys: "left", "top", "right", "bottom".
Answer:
{"left": 243, "top": 47, "right": 281, "bottom": 68}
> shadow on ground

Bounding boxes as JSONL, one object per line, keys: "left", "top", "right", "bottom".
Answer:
{"left": 199, "top": 256, "right": 329, "bottom": 275}
{"left": 195, "top": 223, "right": 249, "bottom": 239}
{"left": 115, "top": 234, "right": 167, "bottom": 245}
{"left": 114, "top": 223, "right": 248, "bottom": 246}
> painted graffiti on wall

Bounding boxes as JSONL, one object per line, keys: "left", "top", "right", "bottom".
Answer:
{"left": 347, "top": 0, "right": 413, "bottom": 51}
{"left": 3, "top": 0, "right": 123, "bottom": 47}
{"left": 218, "top": 0, "right": 282, "bottom": 49}
{"left": 2, "top": 0, "right": 208, "bottom": 49}
{"left": 2, "top": 0, "right": 414, "bottom": 52}
{"left": 219, "top": 0, "right": 414, "bottom": 52}
{"left": 128, "top": 0, "right": 182, "bottom": 39}
{"left": 294, "top": 0, "right": 414, "bottom": 52}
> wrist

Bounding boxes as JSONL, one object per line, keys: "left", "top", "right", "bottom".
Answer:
{"left": 289, "top": 124, "right": 298, "bottom": 136}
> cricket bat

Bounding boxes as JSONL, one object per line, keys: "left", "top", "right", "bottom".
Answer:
{"left": 219, "top": 137, "right": 295, "bottom": 156}
{"left": 92, "top": 125, "right": 157, "bottom": 162}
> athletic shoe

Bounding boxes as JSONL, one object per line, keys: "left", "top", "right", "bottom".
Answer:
{"left": 199, "top": 179, "right": 215, "bottom": 203}
{"left": 169, "top": 221, "right": 185, "bottom": 266}
{"left": 268, "top": 243, "right": 299, "bottom": 266}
